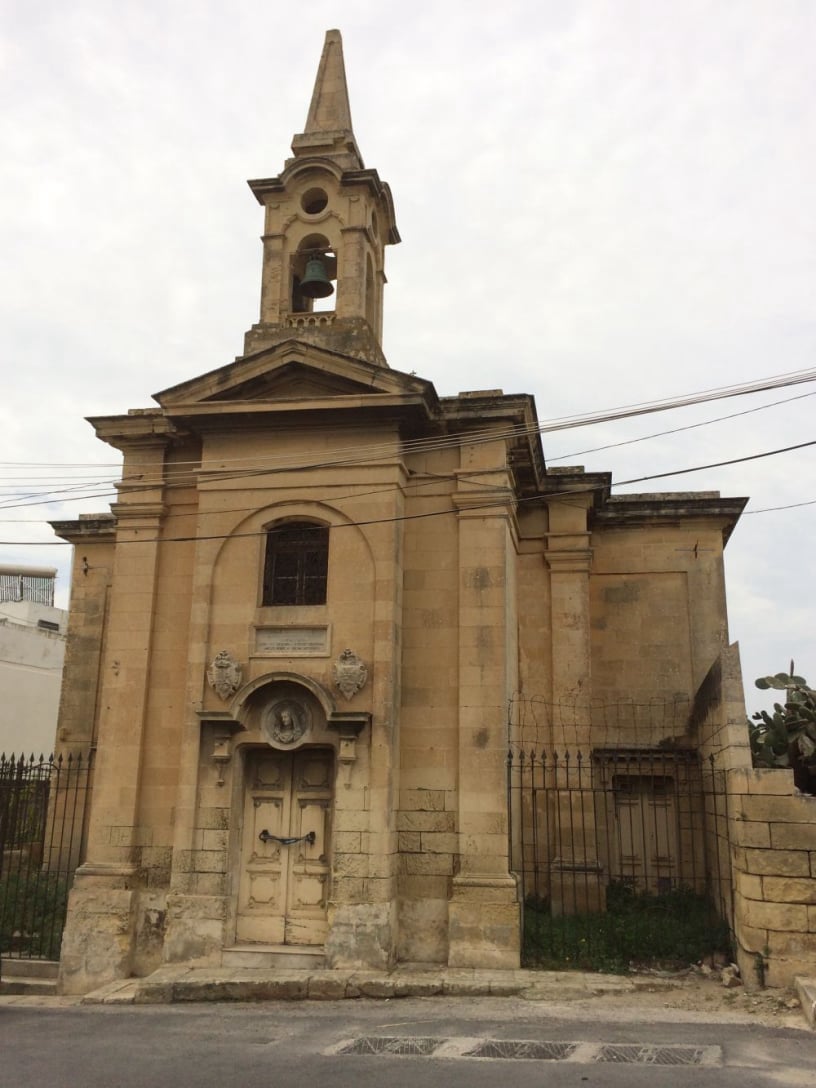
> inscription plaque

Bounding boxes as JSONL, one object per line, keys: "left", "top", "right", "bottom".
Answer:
{"left": 254, "top": 626, "right": 329, "bottom": 656}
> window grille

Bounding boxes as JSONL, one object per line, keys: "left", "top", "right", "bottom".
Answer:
{"left": 262, "top": 522, "right": 329, "bottom": 606}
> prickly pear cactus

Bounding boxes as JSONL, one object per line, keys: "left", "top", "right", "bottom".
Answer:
{"left": 749, "top": 668, "right": 816, "bottom": 793}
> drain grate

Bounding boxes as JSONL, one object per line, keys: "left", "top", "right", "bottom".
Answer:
{"left": 334, "top": 1036, "right": 719, "bottom": 1067}
{"left": 338, "top": 1036, "right": 443, "bottom": 1056}
{"left": 595, "top": 1044, "right": 707, "bottom": 1066}
{"left": 466, "top": 1040, "right": 577, "bottom": 1061}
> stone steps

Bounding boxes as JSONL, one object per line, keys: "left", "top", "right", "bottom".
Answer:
{"left": 0, "top": 958, "right": 59, "bottom": 996}
{"left": 221, "top": 945, "right": 326, "bottom": 971}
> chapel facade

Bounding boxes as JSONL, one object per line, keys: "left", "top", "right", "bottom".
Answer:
{"left": 52, "top": 31, "right": 747, "bottom": 994}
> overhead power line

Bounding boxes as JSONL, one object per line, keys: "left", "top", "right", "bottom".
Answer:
{"left": 0, "top": 367, "right": 814, "bottom": 515}
{"left": 0, "top": 436, "right": 813, "bottom": 547}
{"left": 0, "top": 363, "right": 813, "bottom": 481}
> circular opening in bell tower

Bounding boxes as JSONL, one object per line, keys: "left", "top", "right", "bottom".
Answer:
{"left": 301, "top": 188, "right": 329, "bottom": 215}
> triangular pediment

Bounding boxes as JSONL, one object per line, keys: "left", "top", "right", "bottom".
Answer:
{"left": 153, "top": 340, "right": 433, "bottom": 408}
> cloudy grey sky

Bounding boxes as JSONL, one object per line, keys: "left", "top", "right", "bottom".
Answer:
{"left": 2, "top": 0, "right": 814, "bottom": 711}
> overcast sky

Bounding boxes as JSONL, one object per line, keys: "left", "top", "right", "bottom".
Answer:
{"left": 2, "top": 0, "right": 814, "bottom": 712}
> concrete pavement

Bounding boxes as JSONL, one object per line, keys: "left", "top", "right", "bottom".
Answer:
{"left": 2, "top": 960, "right": 815, "bottom": 1031}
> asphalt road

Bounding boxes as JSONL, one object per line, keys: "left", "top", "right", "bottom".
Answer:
{"left": 2, "top": 997, "right": 814, "bottom": 1088}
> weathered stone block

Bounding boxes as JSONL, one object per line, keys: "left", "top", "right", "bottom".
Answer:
{"left": 333, "top": 852, "right": 369, "bottom": 877}
{"left": 765, "top": 930, "right": 816, "bottom": 956}
{"left": 397, "top": 874, "right": 451, "bottom": 900}
{"left": 396, "top": 811, "right": 455, "bottom": 833}
{"left": 400, "top": 853, "right": 454, "bottom": 876}
{"left": 334, "top": 831, "right": 362, "bottom": 853}
{"left": 739, "top": 899, "right": 808, "bottom": 932}
{"left": 733, "top": 917, "right": 768, "bottom": 955}
{"left": 762, "top": 877, "right": 816, "bottom": 905}
{"left": 366, "top": 855, "right": 397, "bottom": 879}
{"left": 325, "top": 900, "right": 396, "bottom": 970}
{"left": 742, "top": 848, "right": 810, "bottom": 877}
{"left": 729, "top": 820, "right": 771, "bottom": 848}
{"left": 200, "top": 829, "right": 228, "bottom": 852}
{"left": 334, "top": 809, "right": 370, "bottom": 832}
{"left": 191, "top": 849, "right": 227, "bottom": 874}
{"left": 330, "top": 877, "right": 365, "bottom": 903}
{"left": 730, "top": 768, "right": 797, "bottom": 796}
{"left": 420, "top": 832, "right": 459, "bottom": 854}
{"left": 193, "top": 816, "right": 224, "bottom": 843}
{"left": 734, "top": 872, "right": 762, "bottom": 900}
{"left": 770, "top": 824, "right": 816, "bottom": 850}
{"left": 399, "top": 788, "right": 446, "bottom": 812}
{"left": 162, "top": 893, "right": 227, "bottom": 966}
{"left": 738, "top": 795, "right": 816, "bottom": 823}
{"left": 192, "top": 872, "right": 227, "bottom": 896}
{"left": 397, "top": 897, "right": 448, "bottom": 963}
{"left": 58, "top": 883, "right": 138, "bottom": 996}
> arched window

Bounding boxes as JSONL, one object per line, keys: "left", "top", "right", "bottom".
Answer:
{"left": 262, "top": 521, "right": 329, "bottom": 606}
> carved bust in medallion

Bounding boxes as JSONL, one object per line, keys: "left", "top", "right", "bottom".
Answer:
{"left": 263, "top": 700, "right": 309, "bottom": 746}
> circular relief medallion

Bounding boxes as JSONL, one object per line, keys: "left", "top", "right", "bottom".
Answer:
{"left": 262, "top": 699, "right": 311, "bottom": 746}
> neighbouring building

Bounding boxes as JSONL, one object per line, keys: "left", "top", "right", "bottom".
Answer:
{"left": 52, "top": 31, "right": 779, "bottom": 996}
{"left": 0, "top": 565, "right": 67, "bottom": 757}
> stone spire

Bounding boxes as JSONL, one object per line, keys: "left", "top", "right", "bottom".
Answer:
{"left": 244, "top": 29, "right": 398, "bottom": 365}
{"left": 290, "top": 29, "right": 364, "bottom": 170}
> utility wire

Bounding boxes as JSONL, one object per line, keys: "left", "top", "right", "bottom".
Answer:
{"left": 1, "top": 373, "right": 814, "bottom": 514}
{"left": 1, "top": 436, "right": 812, "bottom": 547}
{"left": 0, "top": 363, "right": 813, "bottom": 485}
{"left": 548, "top": 389, "right": 816, "bottom": 462}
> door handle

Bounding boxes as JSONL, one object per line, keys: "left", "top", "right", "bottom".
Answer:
{"left": 258, "top": 829, "right": 316, "bottom": 846}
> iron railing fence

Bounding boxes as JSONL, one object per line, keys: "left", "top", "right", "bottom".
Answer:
{"left": 508, "top": 747, "right": 732, "bottom": 971}
{"left": 0, "top": 752, "right": 93, "bottom": 960}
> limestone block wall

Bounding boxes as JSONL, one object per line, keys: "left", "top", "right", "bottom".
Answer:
{"left": 164, "top": 719, "right": 231, "bottom": 967}
{"left": 326, "top": 752, "right": 389, "bottom": 969}
{"left": 729, "top": 768, "right": 816, "bottom": 989}
{"left": 590, "top": 524, "right": 727, "bottom": 720}
{"left": 687, "top": 646, "right": 749, "bottom": 939}
{"left": 691, "top": 645, "right": 816, "bottom": 989}
{"left": 396, "top": 787, "right": 457, "bottom": 962}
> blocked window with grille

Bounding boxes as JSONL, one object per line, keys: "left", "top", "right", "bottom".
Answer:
{"left": 262, "top": 522, "right": 329, "bottom": 606}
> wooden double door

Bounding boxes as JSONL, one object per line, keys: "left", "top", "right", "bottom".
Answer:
{"left": 237, "top": 747, "right": 332, "bottom": 945}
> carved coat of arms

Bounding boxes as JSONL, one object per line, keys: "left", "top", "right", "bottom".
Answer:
{"left": 206, "top": 650, "right": 242, "bottom": 702}
{"left": 333, "top": 648, "right": 368, "bottom": 701}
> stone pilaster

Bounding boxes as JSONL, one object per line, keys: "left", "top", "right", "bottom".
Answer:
{"left": 447, "top": 478, "right": 520, "bottom": 968}
{"left": 543, "top": 495, "right": 600, "bottom": 913}
{"left": 326, "top": 497, "right": 404, "bottom": 969}
{"left": 337, "top": 226, "right": 366, "bottom": 320}
{"left": 544, "top": 494, "right": 594, "bottom": 742}
{"left": 161, "top": 522, "right": 228, "bottom": 967}
{"left": 60, "top": 442, "right": 168, "bottom": 993}
{"left": 259, "top": 231, "right": 285, "bottom": 325}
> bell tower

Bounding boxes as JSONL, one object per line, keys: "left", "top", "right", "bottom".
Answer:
{"left": 243, "top": 29, "right": 400, "bottom": 366}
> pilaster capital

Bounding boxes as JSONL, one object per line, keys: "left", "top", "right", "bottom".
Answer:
{"left": 451, "top": 489, "right": 515, "bottom": 518}
{"left": 544, "top": 547, "right": 593, "bottom": 573}
{"left": 109, "top": 502, "right": 167, "bottom": 532}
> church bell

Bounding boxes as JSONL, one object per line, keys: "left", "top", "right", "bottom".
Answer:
{"left": 299, "top": 254, "right": 334, "bottom": 299}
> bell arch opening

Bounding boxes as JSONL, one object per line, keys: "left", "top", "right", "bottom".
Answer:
{"left": 291, "top": 233, "right": 337, "bottom": 315}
